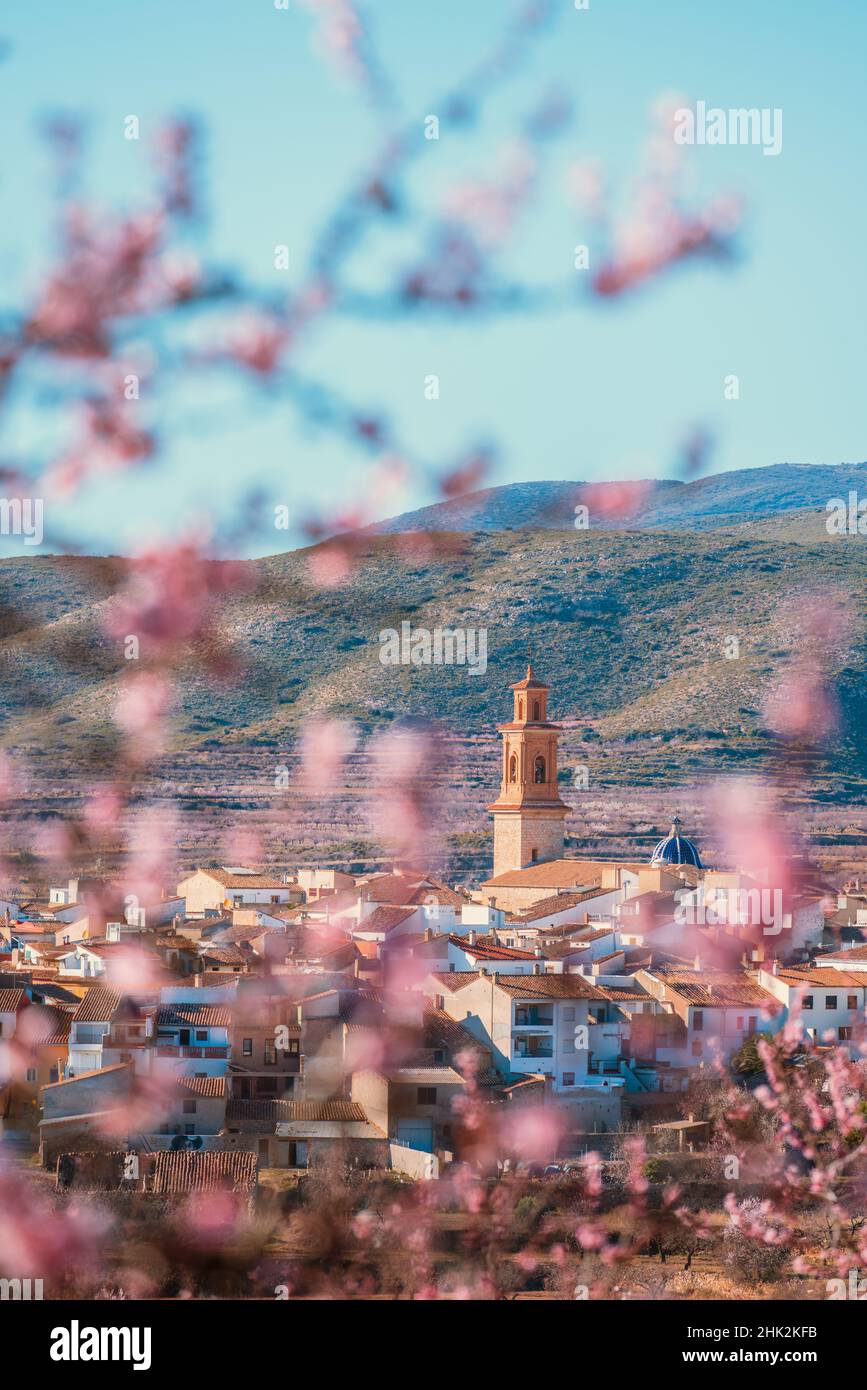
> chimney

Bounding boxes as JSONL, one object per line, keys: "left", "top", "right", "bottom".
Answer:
{"left": 693, "top": 954, "right": 702, "bottom": 971}
{"left": 533, "top": 961, "right": 542, "bottom": 975}
{"left": 478, "top": 967, "right": 486, "bottom": 978}
{"left": 467, "top": 930, "right": 476, "bottom": 946}
{"left": 193, "top": 972, "right": 203, "bottom": 988}
{"left": 771, "top": 958, "right": 780, "bottom": 976}
{"left": 423, "top": 928, "right": 432, "bottom": 942}
{"left": 534, "top": 945, "right": 543, "bottom": 958}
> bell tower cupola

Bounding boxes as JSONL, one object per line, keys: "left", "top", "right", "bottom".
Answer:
{"left": 488, "top": 664, "right": 569, "bottom": 877}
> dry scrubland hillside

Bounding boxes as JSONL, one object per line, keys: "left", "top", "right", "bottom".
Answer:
{"left": 0, "top": 464, "right": 866, "bottom": 881}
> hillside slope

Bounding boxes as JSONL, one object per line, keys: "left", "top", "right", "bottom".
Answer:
{"left": 1, "top": 523, "right": 865, "bottom": 780}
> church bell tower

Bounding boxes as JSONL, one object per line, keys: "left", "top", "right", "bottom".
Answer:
{"left": 487, "top": 665, "right": 569, "bottom": 877}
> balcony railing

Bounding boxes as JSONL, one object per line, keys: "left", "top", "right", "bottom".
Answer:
{"left": 155, "top": 1045, "right": 228, "bottom": 1059}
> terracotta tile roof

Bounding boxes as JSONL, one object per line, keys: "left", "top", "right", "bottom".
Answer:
{"left": 493, "top": 973, "right": 608, "bottom": 1001}
{"left": 597, "top": 984, "right": 650, "bottom": 1003}
{"left": 818, "top": 946, "right": 867, "bottom": 963}
{"left": 156, "top": 1002, "right": 232, "bottom": 1028}
{"left": 430, "top": 969, "right": 604, "bottom": 1001}
{"left": 538, "top": 942, "right": 587, "bottom": 960}
{"left": 0, "top": 989, "right": 26, "bottom": 1013}
{"left": 198, "top": 944, "right": 250, "bottom": 965}
{"left": 209, "top": 923, "right": 275, "bottom": 945}
{"left": 71, "top": 988, "right": 122, "bottom": 1024}
{"left": 359, "top": 874, "right": 465, "bottom": 910}
{"left": 424, "top": 1007, "right": 489, "bottom": 1056}
{"left": 176, "top": 1075, "right": 226, "bottom": 1099}
{"left": 226, "top": 1099, "right": 367, "bottom": 1129}
{"left": 485, "top": 861, "right": 605, "bottom": 890}
{"left": 776, "top": 967, "right": 866, "bottom": 990}
{"left": 385, "top": 1066, "right": 464, "bottom": 1085}
{"left": 429, "top": 971, "right": 485, "bottom": 991}
{"left": 355, "top": 905, "right": 418, "bottom": 933}
{"left": 149, "top": 1150, "right": 257, "bottom": 1195}
{"left": 644, "top": 967, "right": 775, "bottom": 1008}
{"left": 507, "top": 890, "right": 611, "bottom": 922}
{"left": 25, "top": 1005, "right": 73, "bottom": 1045}
{"left": 191, "top": 868, "right": 295, "bottom": 890}
{"left": 450, "top": 935, "right": 535, "bottom": 961}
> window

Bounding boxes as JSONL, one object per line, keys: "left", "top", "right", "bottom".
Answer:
{"left": 243, "top": 1038, "right": 253, "bottom": 1056}
{"left": 264, "top": 1041, "right": 277, "bottom": 1065}
{"left": 693, "top": 1010, "right": 704, "bottom": 1032}
{"left": 183, "top": 1098, "right": 196, "bottom": 1114}
{"left": 530, "top": 849, "right": 538, "bottom": 863}
{"left": 532, "top": 700, "right": 540, "bottom": 721}
{"left": 417, "top": 1087, "right": 437, "bottom": 1105}
{"left": 839, "top": 1027, "right": 852, "bottom": 1041}
{"left": 802, "top": 995, "right": 814, "bottom": 1010}
{"left": 518, "top": 700, "right": 524, "bottom": 720}
{"left": 848, "top": 996, "right": 858, "bottom": 1010}
{"left": 509, "top": 753, "right": 518, "bottom": 783}
{"left": 195, "top": 1030, "right": 208, "bottom": 1042}
{"left": 26, "top": 1067, "right": 37, "bottom": 1083}
{"left": 562, "top": 1072, "right": 575, "bottom": 1087}
{"left": 433, "top": 1049, "right": 445, "bottom": 1065}
{"left": 826, "top": 996, "right": 838, "bottom": 1011}
{"left": 691, "top": 1040, "right": 702, "bottom": 1057}
{"left": 533, "top": 755, "right": 545, "bottom": 784}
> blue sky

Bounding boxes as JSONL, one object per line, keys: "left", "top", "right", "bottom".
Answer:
{"left": 0, "top": 0, "right": 864, "bottom": 556}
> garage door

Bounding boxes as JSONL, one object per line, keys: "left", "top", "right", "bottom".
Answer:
{"left": 396, "top": 1121, "right": 434, "bottom": 1152}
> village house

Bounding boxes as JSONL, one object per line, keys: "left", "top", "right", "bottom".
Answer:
{"left": 633, "top": 962, "right": 779, "bottom": 1071}
{"left": 224, "top": 1096, "right": 388, "bottom": 1170}
{"left": 176, "top": 867, "right": 303, "bottom": 917}
{"left": 296, "top": 868, "right": 357, "bottom": 901}
{"left": 155, "top": 988, "right": 232, "bottom": 1077}
{"left": 351, "top": 1065, "right": 467, "bottom": 1154}
{"left": 757, "top": 961, "right": 867, "bottom": 1055}
{"left": 426, "top": 970, "right": 625, "bottom": 1107}
{"left": 229, "top": 978, "right": 302, "bottom": 1102}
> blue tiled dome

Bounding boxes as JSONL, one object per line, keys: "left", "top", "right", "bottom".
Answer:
{"left": 651, "top": 815, "right": 702, "bottom": 869}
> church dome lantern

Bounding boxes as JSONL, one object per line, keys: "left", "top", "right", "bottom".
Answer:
{"left": 650, "top": 815, "right": 702, "bottom": 869}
